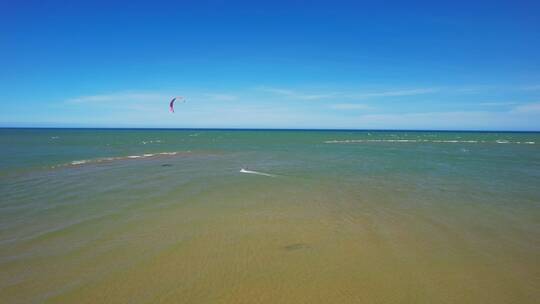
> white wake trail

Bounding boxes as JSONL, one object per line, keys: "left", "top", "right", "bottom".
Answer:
{"left": 240, "top": 168, "right": 275, "bottom": 177}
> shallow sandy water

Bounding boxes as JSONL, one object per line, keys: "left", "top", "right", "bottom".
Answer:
{"left": 1, "top": 130, "right": 539, "bottom": 303}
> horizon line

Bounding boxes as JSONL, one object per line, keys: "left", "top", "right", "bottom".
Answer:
{"left": 1, "top": 126, "right": 539, "bottom": 133}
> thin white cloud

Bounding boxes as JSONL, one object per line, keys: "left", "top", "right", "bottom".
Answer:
{"left": 459, "top": 84, "right": 540, "bottom": 92}
{"left": 345, "top": 88, "right": 439, "bottom": 99}
{"left": 249, "top": 84, "right": 538, "bottom": 104}
{"left": 511, "top": 102, "right": 540, "bottom": 114}
{"left": 300, "top": 94, "right": 338, "bottom": 100}
{"left": 259, "top": 87, "right": 295, "bottom": 95}
{"left": 203, "top": 93, "right": 238, "bottom": 101}
{"left": 451, "top": 85, "right": 497, "bottom": 93}
{"left": 258, "top": 87, "right": 338, "bottom": 100}
{"left": 58, "top": 88, "right": 540, "bottom": 130}
{"left": 260, "top": 86, "right": 438, "bottom": 100}
{"left": 479, "top": 102, "right": 519, "bottom": 106}
{"left": 519, "top": 85, "right": 540, "bottom": 91}
{"left": 67, "top": 92, "right": 167, "bottom": 104}
{"left": 329, "top": 103, "right": 371, "bottom": 110}
{"left": 349, "top": 111, "right": 515, "bottom": 130}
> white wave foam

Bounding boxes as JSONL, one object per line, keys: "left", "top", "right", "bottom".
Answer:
{"left": 58, "top": 151, "right": 184, "bottom": 168}
{"left": 324, "top": 139, "right": 533, "bottom": 145}
{"left": 240, "top": 168, "right": 275, "bottom": 177}
{"left": 159, "top": 152, "right": 177, "bottom": 155}
{"left": 141, "top": 140, "right": 162, "bottom": 145}
{"left": 71, "top": 160, "right": 88, "bottom": 165}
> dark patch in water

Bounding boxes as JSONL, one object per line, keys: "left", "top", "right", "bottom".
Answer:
{"left": 283, "top": 243, "right": 310, "bottom": 251}
{"left": 161, "top": 164, "right": 173, "bottom": 167}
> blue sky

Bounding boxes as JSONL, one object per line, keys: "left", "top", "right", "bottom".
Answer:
{"left": 1, "top": 0, "right": 540, "bottom": 130}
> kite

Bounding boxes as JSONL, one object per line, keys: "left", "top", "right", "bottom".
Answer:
{"left": 169, "top": 96, "right": 184, "bottom": 113}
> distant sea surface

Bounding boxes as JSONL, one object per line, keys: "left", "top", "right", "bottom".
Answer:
{"left": 1, "top": 128, "right": 539, "bottom": 303}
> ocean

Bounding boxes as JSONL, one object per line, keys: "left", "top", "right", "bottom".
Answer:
{"left": 1, "top": 128, "right": 539, "bottom": 303}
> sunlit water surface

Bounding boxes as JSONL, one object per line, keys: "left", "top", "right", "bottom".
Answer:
{"left": 1, "top": 129, "right": 539, "bottom": 303}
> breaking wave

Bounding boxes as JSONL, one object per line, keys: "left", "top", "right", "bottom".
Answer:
{"left": 324, "top": 139, "right": 535, "bottom": 145}
{"left": 52, "top": 151, "right": 188, "bottom": 168}
{"left": 141, "top": 140, "right": 162, "bottom": 145}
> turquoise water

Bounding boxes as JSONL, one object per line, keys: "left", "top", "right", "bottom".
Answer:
{"left": 1, "top": 129, "right": 539, "bottom": 303}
